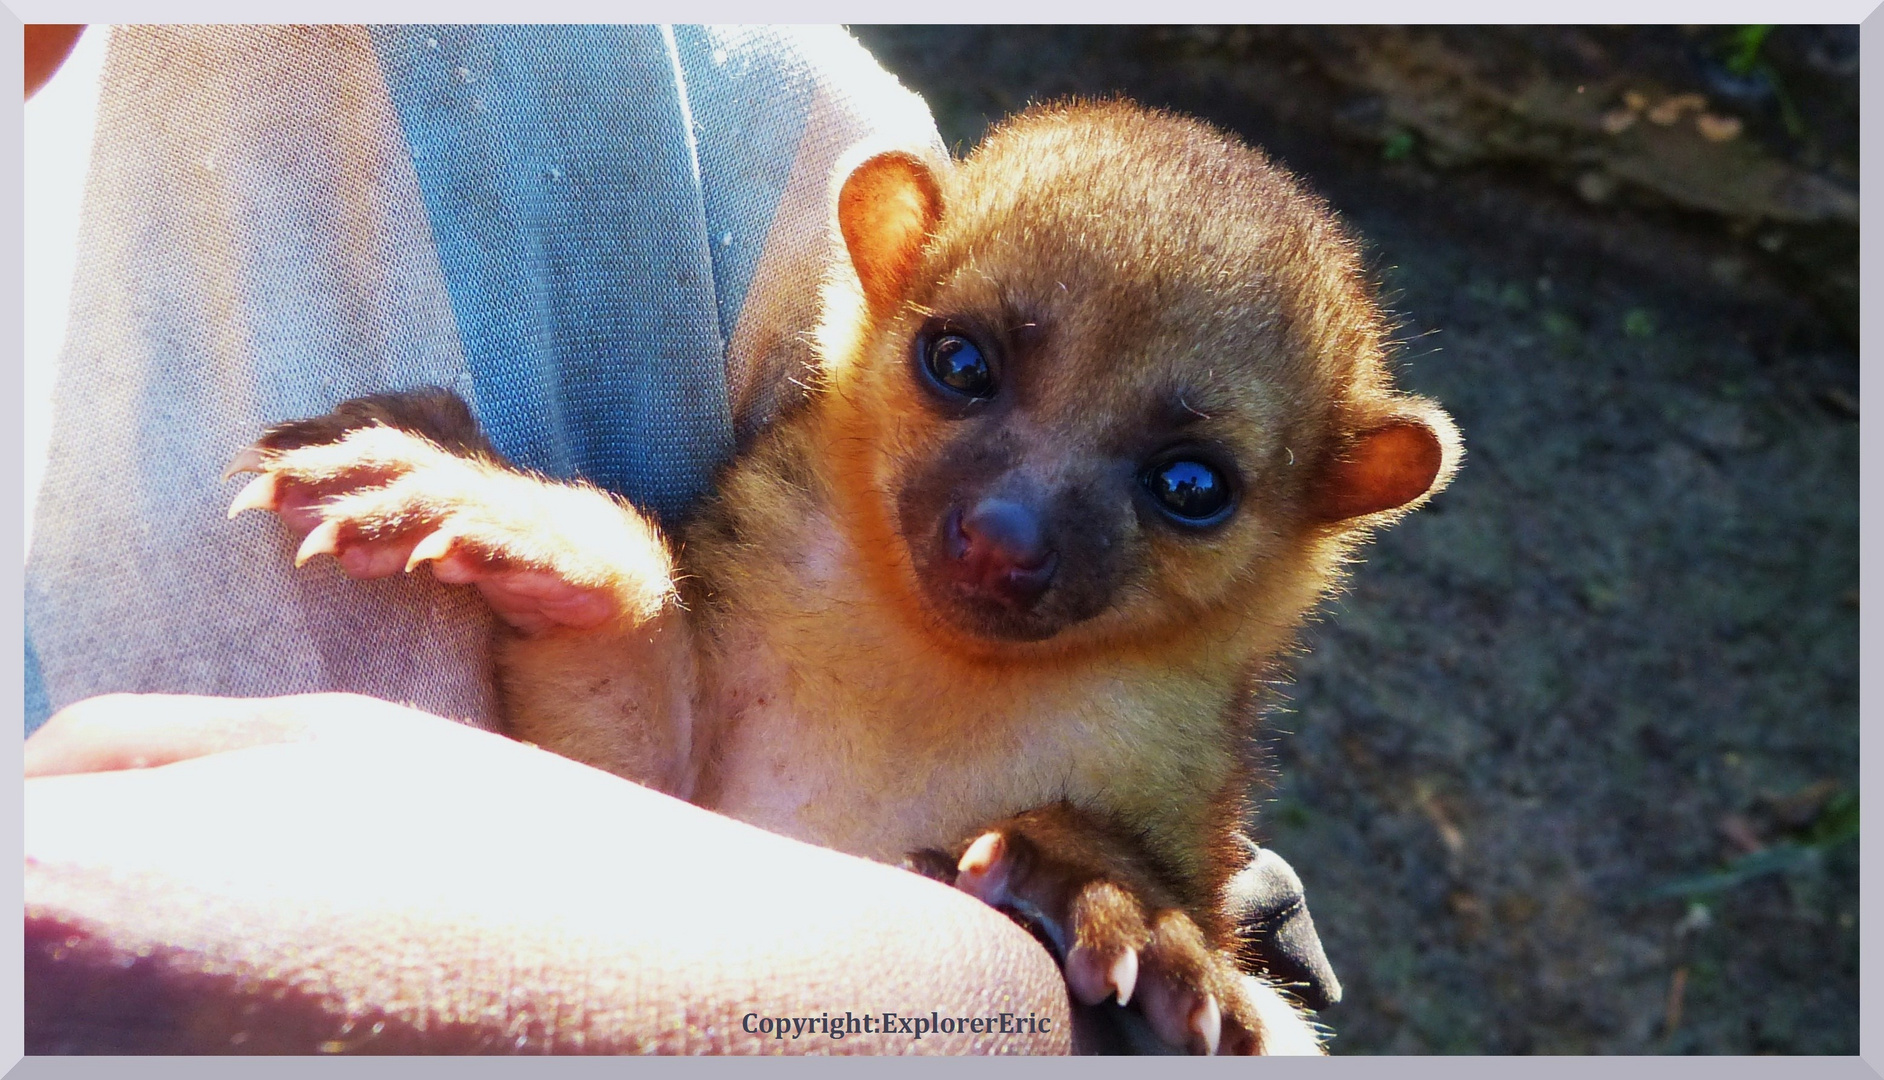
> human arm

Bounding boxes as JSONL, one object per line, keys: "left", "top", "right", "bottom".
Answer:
{"left": 26, "top": 693, "right": 1073, "bottom": 1054}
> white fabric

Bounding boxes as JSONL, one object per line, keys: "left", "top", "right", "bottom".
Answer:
{"left": 24, "top": 25, "right": 941, "bottom": 733}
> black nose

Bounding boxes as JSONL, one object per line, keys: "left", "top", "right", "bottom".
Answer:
{"left": 946, "top": 498, "right": 1058, "bottom": 608}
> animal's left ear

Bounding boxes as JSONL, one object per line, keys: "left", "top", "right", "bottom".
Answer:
{"left": 837, "top": 151, "right": 943, "bottom": 318}
{"left": 1312, "top": 399, "right": 1462, "bottom": 523}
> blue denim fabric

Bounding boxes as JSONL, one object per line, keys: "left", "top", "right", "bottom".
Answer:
{"left": 373, "top": 25, "right": 736, "bottom": 522}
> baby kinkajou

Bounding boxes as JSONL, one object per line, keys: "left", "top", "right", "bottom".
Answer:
{"left": 228, "top": 101, "right": 1459, "bottom": 1055}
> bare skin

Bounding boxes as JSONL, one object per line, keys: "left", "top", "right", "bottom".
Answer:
{"left": 25, "top": 693, "right": 1076, "bottom": 1054}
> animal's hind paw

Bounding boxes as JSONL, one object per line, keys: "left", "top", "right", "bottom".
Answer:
{"left": 950, "top": 825, "right": 1267, "bottom": 1055}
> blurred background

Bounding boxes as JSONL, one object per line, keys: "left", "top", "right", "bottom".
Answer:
{"left": 852, "top": 26, "right": 1858, "bottom": 1055}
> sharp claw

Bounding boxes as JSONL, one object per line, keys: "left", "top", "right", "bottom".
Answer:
{"left": 222, "top": 446, "right": 266, "bottom": 481}
{"left": 1192, "top": 994, "right": 1222, "bottom": 1056}
{"left": 954, "top": 832, "right": 1010, "bottom": 904}
{"left": 957, "top": 832, "right": 1004, "bottom": 878}
{"left": 226, "top": 472, "right": 281, "bottom": 518}
{"left": 405, "top": 530, "right": 455, "bottom": 572}
{"left": 294, "top": 518, "right": 342, "bottom": 566}
{"left": 1110, "top": 948, "right": 1138, "bottom": 1007}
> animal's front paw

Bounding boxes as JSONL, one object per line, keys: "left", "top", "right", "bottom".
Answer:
{"left": 228, "top": 394, "right": 671, "bottom": 634}
{"left": 950, "top": 828, "right": 1267, "bottom": 1055}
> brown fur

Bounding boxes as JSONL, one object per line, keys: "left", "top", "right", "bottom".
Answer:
{"left": 236, "top": 100, "right": 1459, "bottom": 1054}
{"left": 680, "top": 100, "right": 1456, "bottom": 893}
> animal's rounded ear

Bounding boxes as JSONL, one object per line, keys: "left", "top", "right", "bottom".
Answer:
{"left": 1312, "top": 400, "right": 1462, "bottom": 523}
{"left": 837, "top": 151, "right": 943, "bottom": 317}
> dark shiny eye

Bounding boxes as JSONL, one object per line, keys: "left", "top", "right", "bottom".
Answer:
{"left": 1144, "top": 459, "right": 1233, "bottom": 524}
{"left": 923, "top": 333, "right": 995, "bottom": 398}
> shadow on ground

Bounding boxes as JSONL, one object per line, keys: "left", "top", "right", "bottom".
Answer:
{"left": 853, "top": 25, "right": 1859, "bottom": 1055}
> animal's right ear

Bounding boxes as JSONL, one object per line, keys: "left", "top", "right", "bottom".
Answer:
{"left": 837, "top": 151, "right": 943, "bottom": 318}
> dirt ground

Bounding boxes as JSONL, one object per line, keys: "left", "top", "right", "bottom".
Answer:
{"left": 852, "top": 26, "right": 1859, "bottom": 1055}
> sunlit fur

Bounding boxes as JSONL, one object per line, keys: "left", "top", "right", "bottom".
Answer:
{"left": 659, "top": 101, "right": 1460, "bottom": 907}
{"left": 250, "top": 100, "right": 1460, "bottom": 1053}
